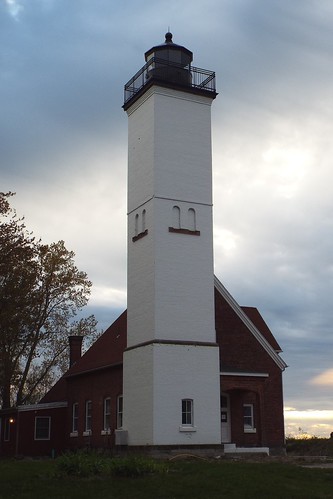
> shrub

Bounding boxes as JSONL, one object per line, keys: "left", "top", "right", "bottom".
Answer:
{"left": 56, "top": 452, "right": 168, "bottom": 478}
{"left": 56, "top": 450, "right": 106, "bottom": 477}
{"left": 286, "top": 437, "right": 333, "bottom": 456}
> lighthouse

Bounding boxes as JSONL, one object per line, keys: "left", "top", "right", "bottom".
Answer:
{"left": 122, "top": 33, "right": 221, "bottom": 446}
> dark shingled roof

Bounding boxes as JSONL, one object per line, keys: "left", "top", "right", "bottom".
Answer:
{"left": 241, "top": 306, "right": 282, "bottom": 352}
{"left": 64, "top": 310, "right": 127, "bottom": 377}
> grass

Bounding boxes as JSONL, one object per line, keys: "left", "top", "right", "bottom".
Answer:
{"left": 1, "top": 455, "right": 333, "bottom": 499}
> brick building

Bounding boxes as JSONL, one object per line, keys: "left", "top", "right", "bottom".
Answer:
{"left": 0, "top": 276, "right": 286, "bottom": 457}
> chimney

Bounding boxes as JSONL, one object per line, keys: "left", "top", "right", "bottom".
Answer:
{"left": 69, "top": 336, "right": 83, "bottom": 368}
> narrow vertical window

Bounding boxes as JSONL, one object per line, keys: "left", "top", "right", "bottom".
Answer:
{"left": 117, "top": 395, "right": 123, "bottom": 428}
{"left": 104, "top": 398, "right": 111, "bottom": 431}
{"left": 188, "top": 208, "right": 196, "bottom": 231}
{"left": 35, "top": 417, "right": 51, "bottom": 440}
{"left": 172, "top": 206, "right": 181, "bottom": 229}
{"left": 243, "top": 404, "right": 255, "bottom": 431}
{"left": 72, "top": 403, "right": 78, "bottom": 433}
{"left": 135, "top": 213, "right": 139, "bottom": 236}
{"left": 85, "top": 400, "right": 92, "bottom": 433}
{"left": 142, "top": 209, "right": 146, "bottom": 232}
{"left": 181, "top": 399, "right": 193, "bottom": 426}
{"left": 4, "top": 418, "right": 10, "bottom": 442}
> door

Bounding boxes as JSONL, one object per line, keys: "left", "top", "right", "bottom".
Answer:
{"left": 221, "top": 393, "right": 231, "bottom": 443}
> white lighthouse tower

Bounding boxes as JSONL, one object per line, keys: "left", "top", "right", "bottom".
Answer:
{"left": 122, "top": 33, "right": 221, "bottom": 447}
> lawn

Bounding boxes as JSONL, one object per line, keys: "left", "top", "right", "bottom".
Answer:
{"left": 0, "top": 456, "right": 333, "bottom": 499}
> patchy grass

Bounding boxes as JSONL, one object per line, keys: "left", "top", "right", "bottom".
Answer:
{"left": 0, "top": 456, "right": 333, "bottom": 499}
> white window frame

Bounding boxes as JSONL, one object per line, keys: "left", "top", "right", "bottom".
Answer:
{"left": 243, "top": 403, "right": 256, "bottom": 433}
{"left": 103, "top": 397, "right": 111, "bottom": 433}
{"left": 117, "top": 395, "right": 123, "bottom": 429}
{"left": 34, "top": 416, "right": 51, "bottom": 440}
{"left": 179, "top": 399, "right": 196, "bottom": 431}
{"left": 83, "top": 400, "right": 92, "bottom": 435}
{"left": 70, "top": 402, "right": 79, "bottom": 437}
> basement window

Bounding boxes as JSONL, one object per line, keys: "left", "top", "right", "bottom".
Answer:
{"left": 35, "top": 417, "right": 51, "bottom": 440}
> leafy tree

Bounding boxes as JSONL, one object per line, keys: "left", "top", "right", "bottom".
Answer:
{"left": 0, "top": 193, "right": 97, "bottom": 408}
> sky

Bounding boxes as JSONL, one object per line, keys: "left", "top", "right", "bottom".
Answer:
{"left": 1, "top": 0, "right": 333, "bottom": 438}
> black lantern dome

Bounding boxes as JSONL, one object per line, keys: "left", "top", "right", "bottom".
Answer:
{"left": 145, "top": 32, "right": 193, "bottom": 67}
{"left": 144, "top": 32, "right": 193, "bottom": 87}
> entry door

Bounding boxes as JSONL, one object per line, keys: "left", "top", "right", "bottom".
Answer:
{"left": 221, "top": 393, "right": 231, "bottom": 443}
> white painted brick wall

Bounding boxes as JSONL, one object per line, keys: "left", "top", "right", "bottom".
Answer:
{"left": 124, "top": 343, "right": 221, "bottom": 446}
{"left": 125, "top": 84, "right": 221, "bottom": 445}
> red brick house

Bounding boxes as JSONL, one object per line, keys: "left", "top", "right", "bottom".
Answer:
{"left": 0, "top": 277, "right": 287, "bottom": 457}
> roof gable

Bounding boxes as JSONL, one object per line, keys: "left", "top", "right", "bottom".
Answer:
{"left": 214, "top": 276, "right": 287, "bottom": 371}
{"left": 64, "top": 310, "right": 127, "bottom": 377}
{"left": 240, "top": 306, "right": 282, "bottom": 352}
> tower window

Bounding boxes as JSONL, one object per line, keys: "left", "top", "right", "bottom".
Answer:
{"left": 142, "top": 209, "right": 146, "bottom": 232}
{"left": 181, "top": 399, "right": 193, "bottom": 426}
{"left": 188, "top": 208, "right": 196, "bottom": 231}
{"left": 135, "top": 214, "right": 139, "bottom": 236}
{"left": 169, "top": 205, "right": 200, "bottom": 236}
{"left": 172, "top": 205, "right": 181, "bottom": 229}
{"left": 132, "top": 211, "right": 148, "bottom": 242}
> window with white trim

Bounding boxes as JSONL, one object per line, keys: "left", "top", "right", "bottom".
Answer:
{"left": 117, "top": 395, "right": 123, "bottom": 428}
{"left": 181, "top": 399, "right": 193, "bottom": 426}
{"left": 85, "top": 400, "right": 92, "bottom": 432}
{"left": 35, "top": 417, "right": 51, "bottom": 440}
{"left": 103, "top": 397, "right": 111, "bottom": 431}
{"left": 243, "top": 404, "right": 255, "bottom": 432}
{"left": 72, "top": 403, "right": 78, "bottom": 433}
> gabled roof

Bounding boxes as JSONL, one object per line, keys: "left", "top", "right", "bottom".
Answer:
{"left": 40, "top": 376, "right": 67, "bottom": 403}
{"left": 240, "top": 306, "right": 282, "bottom": 352}
{"left": 64, "top": 310, "right": 127, "bottom": 378}
{"left": 214, "top": 276, "right": 287, "bottom": 371}
{"left": 42, "top": 277, "right": 286, "bottom": 388}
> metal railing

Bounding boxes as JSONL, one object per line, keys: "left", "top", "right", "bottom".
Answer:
{"left": 124, "top": 57, "right": 216, "bottom": 105}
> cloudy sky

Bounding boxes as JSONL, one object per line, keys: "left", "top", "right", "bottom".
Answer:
{"left": 2, "top": 0, "right": 333, "bottom": 437}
